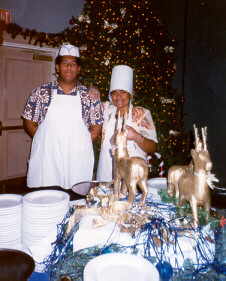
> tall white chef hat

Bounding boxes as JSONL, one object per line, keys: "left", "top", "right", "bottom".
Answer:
{"left": 109, "top": 65, "right": 133, "bottom": 101}
{"left": 58, "top": 43, "right": 80, "bottom": 57}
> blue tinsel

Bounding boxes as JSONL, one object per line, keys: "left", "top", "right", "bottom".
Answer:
{"left": 42, "top": 201, "right": 226, "bottom": 280}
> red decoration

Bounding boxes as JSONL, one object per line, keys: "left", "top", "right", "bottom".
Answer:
{"left": 221, "top": 216, "right": 226, "bottom": 227}
{"left": 147, "top": 152, "right": 164, "bottom": 177}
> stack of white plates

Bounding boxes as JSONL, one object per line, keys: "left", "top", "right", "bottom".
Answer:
{"left": 0, "top": 194, "right": 22, "bottom": 247}
{"left": 22, "top": 190, "right": 70, "bottom": 248}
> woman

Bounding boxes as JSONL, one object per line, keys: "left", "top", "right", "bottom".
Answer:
{"left": 97, "top": 65, "right": 158, "bottom": 182}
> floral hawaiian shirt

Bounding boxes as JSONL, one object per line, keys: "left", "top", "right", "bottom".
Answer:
{"left": 21, "top": 80, "right": 104, "bottom": 128}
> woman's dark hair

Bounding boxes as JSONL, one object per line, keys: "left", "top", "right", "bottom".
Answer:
{"left": 55, "top": 55, "right": 81, "bottom": 67}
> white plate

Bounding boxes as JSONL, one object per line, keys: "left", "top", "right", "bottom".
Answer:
{"left": 147, "top": 177, "right": 167, "bottom": 190}
{"left": 22, "top": 206, "right": 68, "bottom": 218}
{"left": 22, "top": 202, "right": 69, "bottom": 213}
{"left": 23, "top": 190, "right": 69, "bottom": 206}
{"left": 0, "top": 215, "right": 21, "bottom": 224}
{"left": 83, "top": 253, "right": 159, "bottom": 281}
{"left": 0, "top": 194, "right": 22, "bottom": 209}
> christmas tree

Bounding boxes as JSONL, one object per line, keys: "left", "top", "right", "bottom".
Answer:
{"left": 66, "top": 0, "right": 191, "bottom": 174}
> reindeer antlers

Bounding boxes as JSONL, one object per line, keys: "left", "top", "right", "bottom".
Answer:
{"left": 123, "top": 112, "right": 127, "bottom": 131}
{"left": 193, "top": 124, "right": 200, "bottom": 151}
{"left": 193, "top": 124, "right": 208, "bottom": 151}
{"left": 202, "top": 127, "right": 207, "bottom": 151}
{"left": 116, "top": 111, "right": 127, "bottom": 131}
{"left": 116, "top": 111, "right": 121, "bottom": 130}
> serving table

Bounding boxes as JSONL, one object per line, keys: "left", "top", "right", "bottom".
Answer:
{"left": 0, "top": 179, "right": 225, "bottom": 281}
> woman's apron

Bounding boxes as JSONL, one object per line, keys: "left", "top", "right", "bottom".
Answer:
{"left": 96, "top": 103, "right": 141, "bottom": 182}
{"left": 27, "top": 89, "right": 94, "bottom": 189}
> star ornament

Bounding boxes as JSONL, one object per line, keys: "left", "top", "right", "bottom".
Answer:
{"left": 220, "top": 216, "right": 226, "bottom": 228}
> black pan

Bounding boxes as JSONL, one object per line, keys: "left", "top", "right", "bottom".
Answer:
{"left": 72, "top": 181, "right": 106, "bottom": 197}
{"left": 0, "top": 248, "right": 35, "bottom": 281}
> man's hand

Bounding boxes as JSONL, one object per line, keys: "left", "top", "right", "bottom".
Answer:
{"left": 90, "top": 124, "right": 102, "bottom": 142}
{"left": 23, "top": 119, "right": 38, "bottom": 138}
{"left": 88, "top": 86, "right": 100, "bottom": 101}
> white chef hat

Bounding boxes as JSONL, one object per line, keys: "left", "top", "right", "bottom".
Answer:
{"left": 109, "top": 65, "right": 133, "bottom": 101}
{"left": 58, "top": 43, "right": 80, "bottom": 57}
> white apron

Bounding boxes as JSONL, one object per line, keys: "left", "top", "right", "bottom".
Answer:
{"left": 96, "top": 103, "right": 143, "bottom": 182}
{"left": 27, "top": 89, "right": 94, "bottom": 189}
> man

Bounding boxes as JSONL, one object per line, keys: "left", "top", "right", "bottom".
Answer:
{"left": 22, "top": 43, "right": 103, "bottom": 190}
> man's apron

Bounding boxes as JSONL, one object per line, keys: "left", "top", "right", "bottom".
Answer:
{"left": 27, "top": 89, "right": 94, "bottom": 189}
{"left": 96, "top": 103, "right": 144, "bottom": 182}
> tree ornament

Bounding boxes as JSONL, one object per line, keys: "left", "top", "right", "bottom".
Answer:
{"left": 160, "top": 97, "right": 174, "bottom": 104}
{"left": 169, "top": 130, "right": 179, "bottom": 136}
{"left": 156, "top": 261, "right": 173, "bottom": 281}
{"left": 69, "top": 16, "right": 76, "bottom": 25}
{"left": 164, "top": 46, "right": 174, "bottom": 53}
{"left": 141, "top": 47, "right": 145, "bottom": 54}
{"left": 135, "top": 28, "right": 142, "bottom": 35}
{"left": 78, "top": 15, "right": 85, "bottom": 22}
{"left": 120, "top": 8, "right": 126, "bottom": 18}
{"left": 104, "top": 20, "right": 118, "bottom": 33}
{"left": 79, "top": 44, "right": 87, "bottom": 51}
{"left": 85, "top": 15, "right": 91, "bottom": 24}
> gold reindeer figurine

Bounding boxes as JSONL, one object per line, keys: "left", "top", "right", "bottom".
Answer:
{"left": 167, "top": 161, "right": 194, "bottom": 198}
{"left": 177, "top": 125, "right": 212, "bottom": 227}
{"left": 112, "top": 112, "right": 149, "bottom": 207}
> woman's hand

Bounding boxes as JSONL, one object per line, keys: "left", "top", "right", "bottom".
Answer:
{"left": 126, "top": 125, "right": 157, "bottom": 153}
{"left": 88, "top": 86, "right": 100, "bottom": 101}
{"left": 126, "top": 125, "right": 140, "bottom": 141}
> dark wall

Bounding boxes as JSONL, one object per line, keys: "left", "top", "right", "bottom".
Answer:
{"left": 184, "top": 0, "right": 226, "bottom": 186}
{"left": 152, "top": 0, "right": 226, "bottom": 187}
